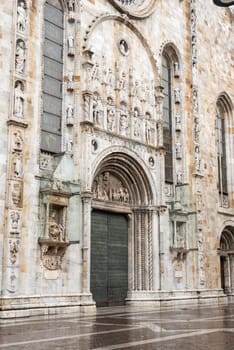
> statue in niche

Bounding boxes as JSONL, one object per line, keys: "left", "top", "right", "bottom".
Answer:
{"left": 176, "top": 223, "right": 185, "bottom": 248}
{"left": 67, "top": 71, "right": 74, "bottom": 91}
{"left": 66, "top": 137, "right": 73, "bottom": 153}
{"left": 176, "top": 171, "right": 183, "bottom": 185}
{"left": 118, "top": 72, "right": 127, "bottom": 90}
{"left": 9, "top": 240, "right": 19, "bottom": 265}
{"left": 91, "top": 63, "right": 100, "bottom": 81}
{"left": 119, "top": 112, "right": 129, "bottom": 135}
{"left": 92, "top": 94, "right": 103, "bottom": 126}
{"left": 66, "top": 103, "right": 74, "bottom": 125}
{"left": 17, "top": 1, "right": 26, "bottom": 32}
{"left": 145, "top": 113, "right": 154, "bottom": 144}
{"left": 133, "top": 108, "right": 140, "bottom": 138}
{"left": 10, "top": 211, "right": 20, "bottom": 231}
{"left": 105, "top": 68, "right": 114, "bottom": 87}
{"left": 174, "top": 87, "right": 181, "bottom": 104}
{"left": 12, "top": 152, "right": 22, "bottom": 178}
{"left": 14, "top": 81, "right": 24, "bottom": 117}
{"left": 49, "top": 211, "right": 64, "bottom": 241}
{"left": 174, "top": 62, "right": 180, "bottom": 78}
{"left": 15, "top": 40, "right": 26, "bottom": 74}
{"left": 67, "top": 36, "right": 75, "bottom": 56}
{"left": 175, "top": 142, "right": 182, "bottom": 159}
{"left": 13, "top": 130, "right": 23, "bottom": 151}
{"left": 12, "top": 183, "right": 22, "bottom": 206}
{"left": 175, "top": 114, "right": 182, "bottom": 131}
{"left": 132, "top": 80, "right": 140, "bottom": 97}
{"left": 107, "top": 107, "right": 115, "bottom": 131}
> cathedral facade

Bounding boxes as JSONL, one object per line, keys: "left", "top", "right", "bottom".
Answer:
{"left": 0, "top": 0, "right": 233, "bottom": 317}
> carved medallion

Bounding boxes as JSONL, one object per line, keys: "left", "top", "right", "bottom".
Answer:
{"left": 109, "top": 0, "right": 156, "bottom": 19}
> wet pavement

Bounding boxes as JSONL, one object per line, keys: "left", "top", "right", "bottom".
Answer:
{"left": 1, "top": 303, "right": 234, "bottom": 349}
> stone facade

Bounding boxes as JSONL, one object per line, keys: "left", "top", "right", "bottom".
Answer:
{"left": 0, "top": 0, "right": 233, "bottom": 318}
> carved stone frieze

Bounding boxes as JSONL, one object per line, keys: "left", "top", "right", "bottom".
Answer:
{"left": 9, "top": 210, "right": 22, "bottom": 234}
{"left": 92, "top": 171, "right": 130, "bottom": 203}
{"left": 9, "top": 238, "right": 20, "bottom": 265}
{"left": 10, "top": 181, "right": 22, "bottom": 207}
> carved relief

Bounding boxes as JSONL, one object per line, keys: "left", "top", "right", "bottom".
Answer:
{"left": 11, "top": 182, "right": 22, "bottom": 207}
{"left": 13, "top": 130, "right": 23, "bottom": 151}
{"left": 175, "top": 142, "right": 182, "bottom": 159}
{"left": 39, "top": 151, "right": 54, "bottom": 172}
{"left": 7, "top": 268, "right": 18, "bottom": 293}
{"left": 175, "top": 114, "right": 182, "bottom": 131}
{"left": 15, "top": 40, "right": 26, "bottom": 74}
{"left": 14, "top": 81, "right": 24, "bottom": 118}
{"left": 17, "top": 1, "right": 27, "bottom": 33}
{"left": 9, "top": 239, "right": 20, "bottom": 265}
{"left": 107, "top": 106, "right": 115, "bottom": 132}
{"left": 48, "top": 210, "right": 65, "bottom": 241}
{"left": 92, "top": 171, "right": 130, "bottom": 203}
{"left": 67, "top": 0, "right": 75, "bottom": 22}
{"left": 12, "top": 152, "right": 23, "bottom": 178}
{"left": 9, "top": 210, "right": 22, "bottom": 234}
{"left": 174, "top": 87, "right": 181, "bottom": 104}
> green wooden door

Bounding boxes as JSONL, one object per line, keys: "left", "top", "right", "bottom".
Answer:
{"left": 91, "top": 210, "right": 128, "bottom": 306}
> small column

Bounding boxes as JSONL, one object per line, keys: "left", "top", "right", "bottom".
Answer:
{"left": 81, "top": 191, "right": 92, "bottom": 294}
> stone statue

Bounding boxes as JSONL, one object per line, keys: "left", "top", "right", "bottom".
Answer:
{"left": 67, "top": 36, "right": 75, "bottom": 56}
{"left": 17, "top": 1, "right": 26, "bottom": 32}
{"left": 10, "top": 211, "right": 20, "bottom": 231}
{"left": 174, "top": 87, "right": 181, "bottom": 104}
{"left": 107, "top": 107, "right": 115, "bottom": 131}
{"left": 14, "top": 82, "right": 24, "bottom": 117}
{"left": 12, "top": 153, "right": 22, "bottom": 178}
{"left": 49, "top": 211, "right": 64, "bottom": 241}
{"left": 13, "top": 131, "right": 23, "bottom": 150}
{"left": 15, "top": 40, "right": 25, "bottom": 74}
{"left": 66, "top": 104, "right": 74, "bottom": 125}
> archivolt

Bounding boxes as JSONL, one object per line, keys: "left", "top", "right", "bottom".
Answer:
{"left": 92, "top": 151, "right": 154, "bottom": 206}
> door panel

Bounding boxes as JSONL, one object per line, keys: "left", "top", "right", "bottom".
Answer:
{"left": 91, "top": 210, "right": 128, "bottom": 306}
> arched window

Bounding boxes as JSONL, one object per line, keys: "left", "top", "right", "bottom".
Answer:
{"left": 41, "top": 0, "right": 64, "bottom": 153}
{"left": 216, "top": 101, "right": 228, "bottom": 194}
{"left": 162, "top": 54, "right": 173, "bottom": 183}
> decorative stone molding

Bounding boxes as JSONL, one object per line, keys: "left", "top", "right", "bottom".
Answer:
{"left": 108, "top": 0, "right": 156, "bottom": 19}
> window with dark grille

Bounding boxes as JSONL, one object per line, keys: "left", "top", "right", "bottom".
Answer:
{"left": 41, "top": 0, "right": 63, "bottom": 153}
{"left": 162, "top": 55, "right": 173, "bottom": 183}
{"left": 217, "top": 102, "right": 228, "bottom": 194}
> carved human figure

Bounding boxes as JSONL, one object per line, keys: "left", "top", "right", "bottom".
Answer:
{"left": 66, "top": 138, "right": 73, "bottom": 153}
{"left": 14, "top": 81, "right": 24, "bottom": 117}
{"left": 67, "top": 71, "right": 74, "bottom": 91}
{"left": 12, "top": 153, "right": 22, "bottom": 178}
{"left": 17, "top": 1, "right": 26, "bottom": 32}
{"left": 118, "top": 72, "right": 126, "bottom": 90}
{"left": 49, "top": 211, "right": 64, "bottom": 241}
{"left": 67, "top": 36, "right": 75, "bottom": 56}
{"left": 175, "top": 114, "right": 182, "bottom": 131}
{"left": 92, "top": 95, "right": 103, "bottom": 125}
{"left": 174, "top": 87, "right": 181, "bottom": 104}
{"left": 10, "top": 211, "right": 20, "bottom": 231}
{"left": 66, "top": 104, "right": 74, "bottom": 125}
{"left": 15, "top": 40, "right": 26, "bottom": 74}
{"left": 133, "top": 108, "right": 140, "bottom": 138}
{"left": 12, "top": 183, "right": 22, "bottom": 206}
{"left": 145, "top": 114, "right": 154, "bottom": 144}
{"left": 13, "top": 130, "right": 23, "bottom": 150}
{"left": 174, "top": 62, "right": 180, "bottom": 78}
{"left": 9, "top": 240, "right": 19, "bottom": 265}
{"left": 119, "top": 39, "right": 128, "bottom": 56}
{"left": 119, "top": 111, "right": 129, "bottom": 135}
{"left": 176, "top": 171, "right": 183, "bottom": 185}
{"left": 67, "top": 0, "right": 75, "bottom": 12}
{"left": 107, "top": 107, "right": 115, "bottom": 131}
{"left": 105, "top": 68, "right": 114, "bottom": 87}
{"left": 175, "top": 142, "right": 182, "bottom": 159}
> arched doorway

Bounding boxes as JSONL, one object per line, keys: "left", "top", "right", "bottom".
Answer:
{"left": 219, "top": 226, "right": 234, "bottom": 295}
{"left": 90, "top": 152, "right": 154, "bottom": 306}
